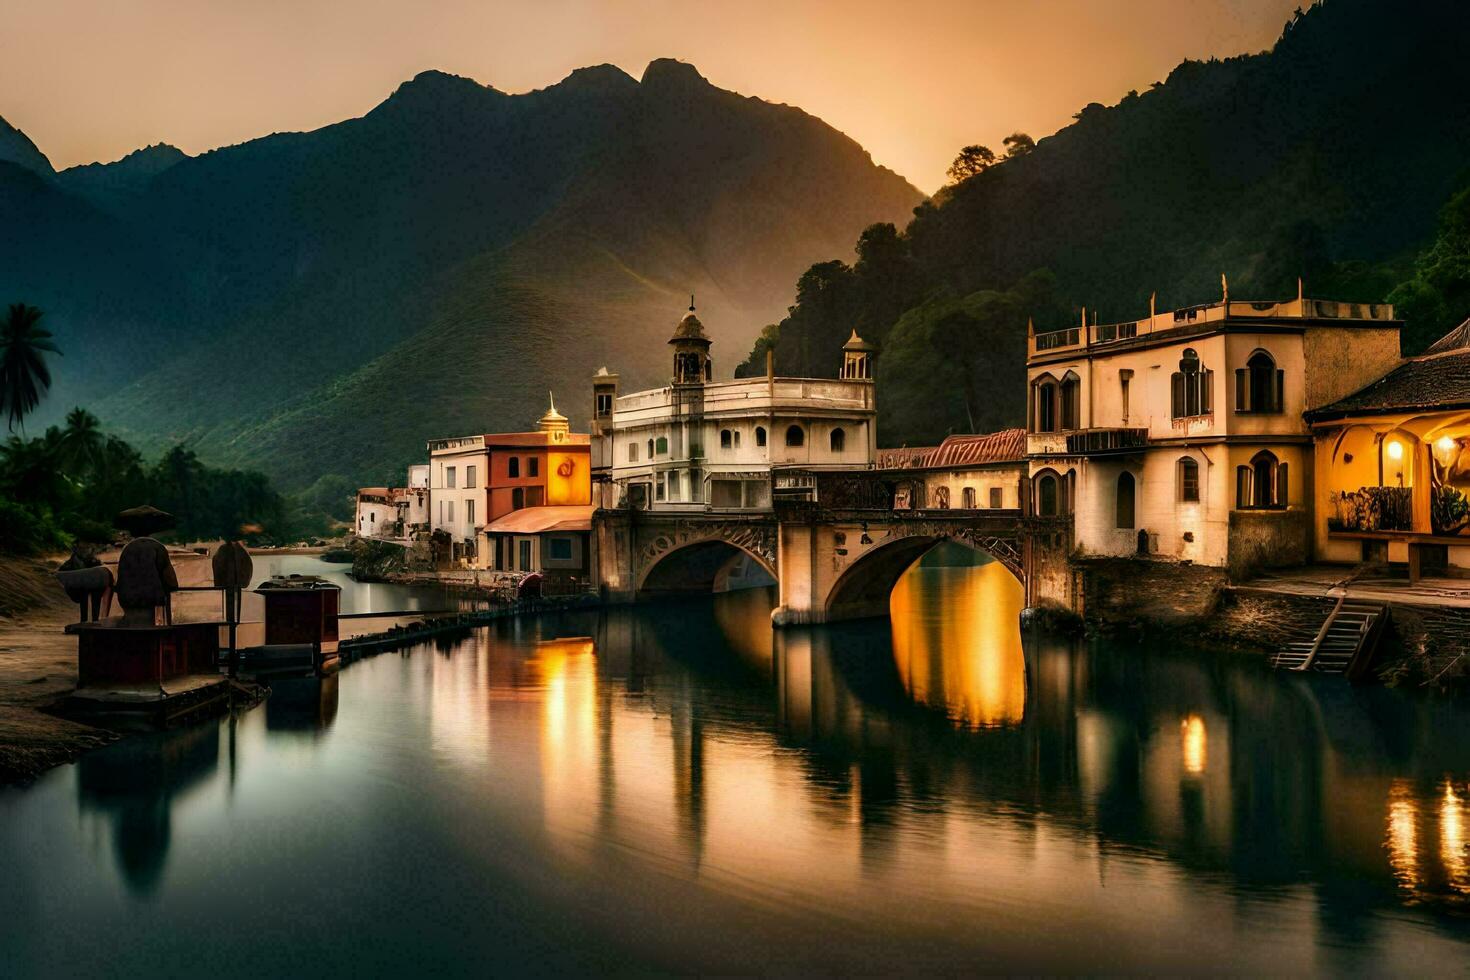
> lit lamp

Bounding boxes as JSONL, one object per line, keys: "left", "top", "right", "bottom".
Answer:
{"left": 1386, "top": 438, "right": 1404, "bottom": 486}
{"left": 1434, "top": 434, "right": 1460, "bottom": 468}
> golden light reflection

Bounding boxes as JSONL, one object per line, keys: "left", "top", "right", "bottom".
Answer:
{"left": 1386, "top": 439, "right": 1404, "bottom": 461}
{"left": 531, "top": 637, "right": 599, "bottom": 854}
{"left": 1442, "top": 781, "right": 1468, "bottom": 895}
{"left": 1386, "top": 779, "right": 1420, "bottom": 893}
{"left": 1180, "top": 715, "right": 1207, "bottom": 776}
{"left": 890, "top": 559, "right": 1026, "bottom": 729}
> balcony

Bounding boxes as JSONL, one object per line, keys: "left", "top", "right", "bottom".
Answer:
{"left": 1065, "top": 427, "right": 1150, "bottom": 455}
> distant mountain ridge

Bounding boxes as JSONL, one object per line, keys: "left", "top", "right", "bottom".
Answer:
{"left": 0, "top": 59, "right": 921, "bottom": 490}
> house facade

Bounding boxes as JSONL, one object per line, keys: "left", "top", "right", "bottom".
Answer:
{"left": 876, "top": 429, "right": 1027, "bottom": 511}
{"left": 427, "top": 397, "right": 591, "bottom": 563}
{"left": 1026, "top": 289, "right": 1402, "bottom": 574}
{"left": 591, "top": 306, "right": 878, "bottom": 514}
{"left": 1306, "top": 318, "right": 1470, "bottom": 578}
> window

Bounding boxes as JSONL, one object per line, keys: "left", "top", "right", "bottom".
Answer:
{"left": 548, "top": 537, "right": 573, "bottom": 561}
{"left": 596, "top": 393, "right": 613, "bottom": 416}
{"left": 527, "top": 486, "right": 544, "bottom": 507}
{"left": 518, "top": 539, "right": 532, "bottom": 572}
{"left": 1236, "top": 350, "right": 1284, "bottom": 413}
{"left": 656, "top": 473, "right": 666, "bottom": 501}
{"left": 1116, "top": 472, "right": 1136, "bottom": 529}
{"left": 1170, "top": 348, "right": 1214, "bottom": 419}
{"left": 1033, "top": 377, "right": 1058, "bottom": 433}
{"left": 830, "top": 428, "right": 846, "bottom": 452}
{"left": 690, "top": 468, "right": 702, "bottom": 502}
{"left": 628, "top": 442, "right": 639, "bottom": 462}
{"left": 990, "top": 487, "right": 1003, "bottom": 508}
{"left": 447, "top": 500, "right": 455, "bottom": 523}
{"left": 465, "top": 465, "right": 477, "bottom": 488}
{"left": 1037, "top": 474, "right": 1059, "bottom": 516}
{"left": 466, "top": 499, "right": 475, "bottom": 525}
{"left": 785, "top": 425, "right": 805, "bottom": 447}
{"left": 446, "top": 466, "right": 457, "bottom": 489}
{"left": 508, "top": 457, "right": 520, "bottom": 478}
{"left": 1120, "top": 369, "right": 1133, "bottom": 423}
{"left": 369, "top": 511, "right": 375, "bottom": 524}
{"left": 494, "top": 536, "right": 505, "bottom": 570}
{"left": 668, "top": 471, "right": 680, "bottom": 500}
{"left": 512, "top": 487, "right": 525, "bottom": 510}
{"left": 647, "top": 438, "right": 655, "bottom": 459}
{"left": 733, "top": 431, "right": 740, "bottom": 448}
{"left": 655, "top": 436, "right": 669, "bottom": 455}
{"left": 1059, "top": 372, "right": 1081, "bottom": 429}
{"left": 1178, "top": 457, "right": 1200, "bottom": 502}
{"left": 962, "top": 487, "right": 976, "bottom": 509}
{"left": 529, "top": 457, "right": 539, "bottom": 477}
{"left": 720, "top": 429, "right": 733, "bottom": 449}
{"left": 1236, "top": 450, "right": 1288, "bottom": 509}
{"left": 755, "top": 426, "right": 767, "bottom": 448}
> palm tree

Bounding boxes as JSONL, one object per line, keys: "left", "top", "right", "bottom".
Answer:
{"left": 0, "top": 304, "right": 61, "bottom": 433}
{"left": 59, "top": 406, "right": 104, "bottom": 478}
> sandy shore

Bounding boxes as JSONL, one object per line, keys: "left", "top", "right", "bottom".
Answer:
{"left": 0, "top": 550, "right": 223, "bottom": 785}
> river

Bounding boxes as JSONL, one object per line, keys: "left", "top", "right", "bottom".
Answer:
{"left": 3, "top": 555, "right": 1468, "bottom": 974}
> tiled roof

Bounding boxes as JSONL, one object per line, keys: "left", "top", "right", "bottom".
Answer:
{"left": 1306, "top": 347, "right": 1470, "bottom": 421}
{"left": 876, "top": 428, "right": 1026, "bottom": 470}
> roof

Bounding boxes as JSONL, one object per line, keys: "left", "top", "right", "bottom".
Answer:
{"left": 843, "top": 329, "right": 877, "bottom": 352}
{"left": 356, "top": 487, "right": 390, "bottom": 497}
{"left": 670, "top": 306, "right": 710, "bottom": 343}
{"left": 1306, "top": 323, "right": 1470, "bottom": 421}
{"left": 876, "top": 428, "right": 1027, "bottom": 470}
{"left": 483, "top": 504, "right": 594, "bottom": 535}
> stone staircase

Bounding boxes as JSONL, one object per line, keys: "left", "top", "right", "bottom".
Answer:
{"left": 1272, "top": 597, "right": 1389, "bottom": 678}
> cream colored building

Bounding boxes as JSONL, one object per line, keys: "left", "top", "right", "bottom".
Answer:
{"left": 1026, "top": 290, "right": 1402, "bottom": 573}
{"left": 592, "top": 305, "right": 878, "bottom": 513}
{"left": 876, "top": 430, "right": 1026, "bottom": 511}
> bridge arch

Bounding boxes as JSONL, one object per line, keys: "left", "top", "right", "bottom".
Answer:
{"left": 823, "top": 533, "right": 1022, "bottom": 623}
{"left": 636, "top": 537, "right": 778, "bottom": 597}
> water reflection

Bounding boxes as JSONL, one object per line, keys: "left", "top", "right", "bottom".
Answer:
{"left": 889, "top": 559, "right": 1026, "bottom": 729}
{"left": 5, "top": 565, "right": 1470, "bottom": 974}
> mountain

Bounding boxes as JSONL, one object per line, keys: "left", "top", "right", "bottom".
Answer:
{"left": 0, "top": 60, "right": 920, "bottom": 490}
{"left": 745, "top": 0, "right": 1470, "bottom": 445}
{"left": 59, "top": 143, "right": 189, "bottom": 210}
{"left": 0, "top": 114, "right": 53, "bottom": 176}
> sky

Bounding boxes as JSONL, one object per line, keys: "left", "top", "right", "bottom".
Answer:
{"left": 1, "top": 0, "right": 1302, "bottom": 193}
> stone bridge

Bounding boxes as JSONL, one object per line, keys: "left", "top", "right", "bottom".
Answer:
{"left": 591, "top": 470, "right": 1076, "bottom": 625}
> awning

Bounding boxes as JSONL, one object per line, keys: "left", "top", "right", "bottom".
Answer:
{"left": 482, "top": 504, "right": 595, "bottom": 535}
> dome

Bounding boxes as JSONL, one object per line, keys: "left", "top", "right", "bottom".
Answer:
{"left": 843, "top": 329, "right": 877, "bottom": 352}
{"left": 670, "top": 300, "right": 710, "bottom": 344}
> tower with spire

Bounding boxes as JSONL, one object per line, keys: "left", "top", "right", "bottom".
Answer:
{"left": 537, "top": 391, "right": 570, "bottom": 443}
{"left": 670, "top": 296, "right": 713, "bottom": 385}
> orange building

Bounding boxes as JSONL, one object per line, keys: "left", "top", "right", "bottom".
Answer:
{"left": 427, "top": 396, "right": 591, "bottom": 564}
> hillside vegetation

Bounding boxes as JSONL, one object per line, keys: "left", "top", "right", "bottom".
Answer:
{"left": 0, "top": 60, "right": 920, "bottom": 488}
{"left": 741, "top": 0, "right": 1470, "bottom": 445}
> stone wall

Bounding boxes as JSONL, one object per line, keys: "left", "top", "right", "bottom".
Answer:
{"left": 1227, "top": 508, "right": 1310, "bottom": 580}
{"left": 1376, "top": 604, "right": 1470, "bottom": 687}
{"left": 1078, "top": 557, "right": 1228, "bottom": 628}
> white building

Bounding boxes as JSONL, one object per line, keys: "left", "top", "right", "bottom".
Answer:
{"left": 592, "top": 305, "right": 878, "bottom": 512}
{"left": 1025, "top": 287, "right": 1402, "bottom": 573}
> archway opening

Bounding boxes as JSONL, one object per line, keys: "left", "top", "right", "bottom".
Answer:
{"left": 639, "top": 541, "right": 777, "bottom": 598}
{"left": 824, "top": 535, "right": 1021, "bottom": 624}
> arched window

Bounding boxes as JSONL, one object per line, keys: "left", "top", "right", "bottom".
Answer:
{"left": 755, "top": 426, "right": 767, "bottom": 448}
{"left": 785, "top": 425, "right": 805, "bottom": 447}
{"left": 1116, "top": 472, "right": 1136, "bottom": 529}
{"left": 627, "top": 442, "right": 638, "bottom": 462}
{"left": 655, "top": 436, "right": 668, "bottom": 455}
{"left": 1236, "top": 350, "right": 1283, "bottom": 413}
{"left": 720, "top": 429, "right": 733, "bottom": 449}
{"left": 1059, "top": 372, "right": 1081, "bottom": 430}
{"left": 962, "top": 486, "right": 976, "bottom": 509}
{"left": 508, "top": 457, "right": 520, "bottom": 478}
{"left": 830, "top": 428, "right": 846, "bottom": 453}
{"left": 1032, "top": 375, "right": 1059, "bottom": 433}
{"left": 1236, "top": 450, "right": 1287, "bottom": 508}
{"left": 1178, "top": 457, "right": 1200, "bottom": 502}
{"left": 1171, "top": 348, "right": 1214, "bottom": 419}
{"left": 1037, "top": 473, "right": 1059, "bottom": 516}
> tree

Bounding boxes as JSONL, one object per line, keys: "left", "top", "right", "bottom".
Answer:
{"left": 1388, "top": 183, "right": 1470, "bottom": 353}
{"left": 946, "top": 144, "right": 996, "bottom": 184}
{"left": 59, "top": 407, "right": 104, "bottom": 478}
{"left": 0, "top": 304, "right": 60, "bottom": 433}
{"left": 1002, "top": 132, "right": 1035, "bottom": 159}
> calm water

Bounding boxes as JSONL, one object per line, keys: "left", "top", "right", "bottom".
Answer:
{"left": 4, "top": 559, "right": 1470, "bottom": 975}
